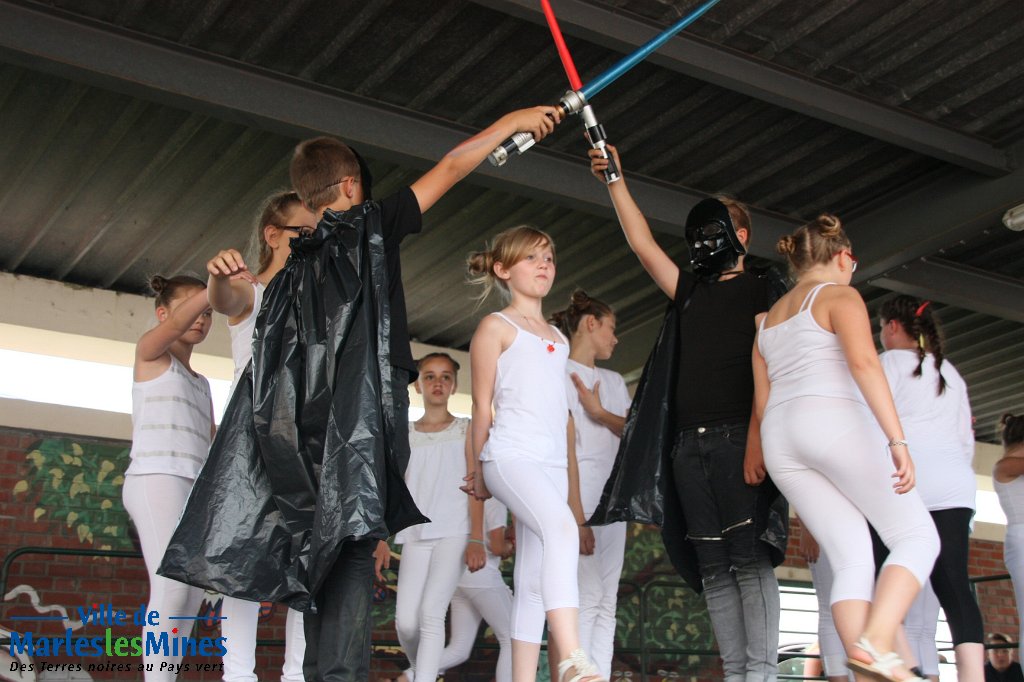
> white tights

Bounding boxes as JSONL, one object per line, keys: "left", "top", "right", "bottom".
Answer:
{"left": 763, "top": 398, "right": 939, "bottom": 603}
{"left": 405, "top": 578, "right": 514, "bottom": 682}
{"left": 578, "top": 522, "right": 625, "bottom": 678}
{"left": 483, "top": 458, "right": 578, "bottom": 643}
{"left": 395, "top": 535, "right": 468, "bottom": 682}
{"left": 220, "top": 596, "right": 305, "bottom": 682}
{"left": 123, "top": 474, "right": 205, "bottom": 682}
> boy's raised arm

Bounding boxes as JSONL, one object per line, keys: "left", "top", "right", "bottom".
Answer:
{"left": 411, "top": 106, "right": 562, "bottom": 213}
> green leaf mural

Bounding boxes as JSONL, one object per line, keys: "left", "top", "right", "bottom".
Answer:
{"left": 13, "top": 437, "right": 133, "bottom": 552}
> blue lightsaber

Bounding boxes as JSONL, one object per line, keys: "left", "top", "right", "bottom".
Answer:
{"left": 488, "top": 0, "right": 723, "bottom": 168}
{"left": 582, "top": 0, "right": 722, "bottom": 100}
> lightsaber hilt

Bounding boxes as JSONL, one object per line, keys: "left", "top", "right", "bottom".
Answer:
{"left": 580, "top": 104, "right": 620, "bottom": 184}
{"left": 487, "top": 91, "right": 587, "bottom": 167}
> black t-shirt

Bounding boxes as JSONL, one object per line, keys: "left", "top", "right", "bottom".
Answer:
{"left": 673, "top": 269, "right": 774, "bottom": 428}
{"left": 986, "top": 662, "right": 1024, "bottom": 682}
{"left": 379, "top": 187, "right": 423, "bottom": 376}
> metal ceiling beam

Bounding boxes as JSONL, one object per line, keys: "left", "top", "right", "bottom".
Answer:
{"left": 470, "top": 0, "right": 1011, "bottom": 176}
{"left": 870, "top": 258, "right": 1024, "bottom": 324}
{"left": 0, "top": 0, "right": 799, "bottom": 255}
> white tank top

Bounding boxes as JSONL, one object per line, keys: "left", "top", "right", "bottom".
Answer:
{"left": 480, "top": 312, "right": 570, "bottom": 467}
{"left": 396, "top": 417, "right": 471, "bottom": 544}
{"left": 758, "top": 282, "right": 864, "bottom": 412}
{"left": 227, "top": 281, "right": 265, "bottom": 396}
{"left": 127, "top": 355, "right": 213, "bottom": 479}
{"left": 996, "top": 476, "right": 1024, "bottom": 526}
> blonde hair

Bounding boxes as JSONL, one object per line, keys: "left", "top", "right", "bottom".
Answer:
{"left": 250, "top": 191, "right": 304, "bottom": 275}
{"left": 776, "top": 213, "right": 851, "bottom": 275}
{"left": 467, "top": 226, "right": 556, "bottom": 302}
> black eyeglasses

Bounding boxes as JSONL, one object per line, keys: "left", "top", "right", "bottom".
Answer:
{"left": 278, "top": 225, "right": 316, "bottom": 236}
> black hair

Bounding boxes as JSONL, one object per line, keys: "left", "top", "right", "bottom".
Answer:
{"left": 879, "top": 295, "right": 947, "bottom": 395}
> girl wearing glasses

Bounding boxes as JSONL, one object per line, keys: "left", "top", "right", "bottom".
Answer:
{"left": 752, "top": 214, "right": 938, "bottom": 682}
{"left": 204, "top": 191, "right": 316, "bottom": 682}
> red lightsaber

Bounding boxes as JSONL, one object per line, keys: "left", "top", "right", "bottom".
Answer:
{"left": 541, "top": 0, "right": 583, "bottom": 91}
{"left": 538, "top": 0, "right": 620, "bottom": 182}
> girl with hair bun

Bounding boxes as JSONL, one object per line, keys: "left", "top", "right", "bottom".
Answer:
{"left": 549, "top": 290, "right": 631, "bottom": 679}
{"left": 876, "top": 295, "right": 983, "bottom": 682}
{"left": 123, "top": 274, "right": 214, "bottom": 681}
{"left": 752, "top": 214, "right": 939, "bottom": 682}
{"left": 994, "top": 413, "right": 1024, "bottom": 650}
{"left": 205, "top": 191, "right": 316, "bottom": 682}
{"left": 466, "top": 226, "right": 605, "bottom": 682}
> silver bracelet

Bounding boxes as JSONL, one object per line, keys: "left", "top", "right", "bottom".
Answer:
{"left": 888, "top": 438, "right": 909, "bottom": 448}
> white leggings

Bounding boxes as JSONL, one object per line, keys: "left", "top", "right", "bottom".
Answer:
{"left": 578, "top": 522, "right": 626, "bottom": 678}
{"left": 1003, "top": 525, "right": 1024, "bottom": 651}
{"left": 123, "top": 474, "right": 206, "bottom": 682}
{"left": 763, "top": 398, "right": 939, "bottom": 603}
{"left": 220, "top": 597, "right": 305, "bottom": 682}
{"left": 395, "top": 535, "right": 468, "bottom": 682}
{"left": 808, "top": 552, "right": 847, "bottom": 678}
{"left": 483, "top": 458, "right": 578, "bottom": 643}
{"left": 904, "top": 581, "right": 941, "bottom": 675}
{"left": 405, "top": 575, "right": 514, "bottom": 682}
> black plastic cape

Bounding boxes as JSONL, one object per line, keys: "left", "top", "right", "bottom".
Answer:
{"left": 588, "top": 266, "right": 790, "bottom": 594}
{"left": 159, "top": 202, "right": 427, "bottom": 612}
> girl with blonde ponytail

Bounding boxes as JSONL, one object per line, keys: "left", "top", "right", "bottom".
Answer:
{"left": 465, "top": 226, "right": 606, "bottom": 682}
{"left": 753, "top": 214, "right": 939, "bottom": 682}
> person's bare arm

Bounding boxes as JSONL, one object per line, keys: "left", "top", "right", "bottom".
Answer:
{"left": 566, "top": 415, "right": 595, "bottom": 555}
{"left": 994, "top": 458, "right": 1024, "bottom": 483}
{"left": 135, "top": 289, "right": 212, "bottom": 382}
{"left": 829, "top": 286, "right": 914, "bottom": 494}
{"left": 569, "top": 373, "right": 626, "bottom": 437}
{"left": 590, "top": 145, "right": 679, "bottom": 299}
{"left": 746, "top": 317, "right": 771, "bottom": 485}
{"left": 465, "top": 315, "right": 511, "bottom": 499}
{"left": 465, "top": 425, "right": 487, "bottom": 571}
{"left": 411, "top": 107, "right": 562, "bottom": 214}
{"left": 206, "top": 249, "right": 257, "bottom": 320}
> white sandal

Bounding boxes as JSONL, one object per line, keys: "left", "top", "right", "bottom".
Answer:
{"left": 557, "top": 649, "right": 606, "bottom": 682}
{"left": 847, "top": 637, "right": 924, "bottom": 682}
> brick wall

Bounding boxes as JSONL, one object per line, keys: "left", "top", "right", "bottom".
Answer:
{"left": 1, "top": 425, "right": 1017, "bottom": 682}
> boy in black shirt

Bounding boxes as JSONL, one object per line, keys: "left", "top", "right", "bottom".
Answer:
{"left": 588, "top": 146, "right": 787, "bottom": 682}
{"left": 285, "top": 107, "right": 561, "bottom": 682}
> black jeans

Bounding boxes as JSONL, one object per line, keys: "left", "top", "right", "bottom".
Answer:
{"left": 301, "top": 366, "right": 411, "bottom": 681}
{"left": 672, "top": 422, "right": 767, "bottom": 577}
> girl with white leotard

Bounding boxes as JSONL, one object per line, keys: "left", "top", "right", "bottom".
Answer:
{"left": 123, "top": 274, "right": 215, "bottom": 682}
{"left": 465, "top": 225, "right": 605, "bottom": 682}
{"left": 205, "top": 192, "right": 317, "bottom": 682}
{"left": 752, "top": 214, "right": 939, "bottom": 682}
{"left": 393, "top": 352, "right": 484, "bottom": 682}
{"left": 994, "top": 414, "right": 1024, "bottom": 650}
{"left": 550, "top": 290, "right": 631, "bottom": 680}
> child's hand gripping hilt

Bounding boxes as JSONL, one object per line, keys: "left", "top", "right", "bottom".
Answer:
{"left": 579, "top": 104, "right": 620, "bottom": 184}
{"left": 487, "top": 91, "right": 587, "bottom": 167}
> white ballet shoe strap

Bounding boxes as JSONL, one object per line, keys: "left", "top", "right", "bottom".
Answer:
{"left": 557, "top": 649, "right": 604, "bottom": 682}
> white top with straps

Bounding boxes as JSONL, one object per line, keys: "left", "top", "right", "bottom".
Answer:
{"left": 127, "top": 355, "right": 213, "bottom": 479}
{"left": 759, "top": 282, "right": 864, "bottom": 412}
{"left": 396, "top": 417, "right": 471, "bottom": 544}
{"left": 227, "top": 281, "right": 265, "bottom": 396}
{"left": 480, "top": 312, "right": 570, "bottom": 468}
{"left": 997, "top": 476, "right": 1024, "bottom": 526}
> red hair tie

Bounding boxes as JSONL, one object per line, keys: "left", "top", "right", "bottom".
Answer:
{"left": 914, "top": 300, "right": 931, "bottom": 317}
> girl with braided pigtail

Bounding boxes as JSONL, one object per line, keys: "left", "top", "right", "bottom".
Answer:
{"left": 875, "top": 294, "right": 983, "bottom": 682}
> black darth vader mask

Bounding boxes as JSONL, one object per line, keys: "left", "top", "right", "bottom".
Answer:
{"left": 685, "top": 198, "right": 747, "bottom": 280}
